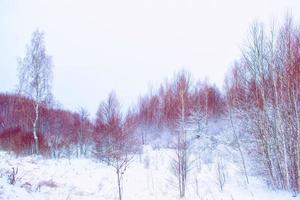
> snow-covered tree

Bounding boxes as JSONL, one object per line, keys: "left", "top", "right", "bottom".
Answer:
{"left": 18, "top": 29, "right": 53, "bottom": 154}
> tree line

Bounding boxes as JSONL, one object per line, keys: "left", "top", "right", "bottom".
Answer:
{"left": 225, "top": 17, "right": 300, "bottom": 194}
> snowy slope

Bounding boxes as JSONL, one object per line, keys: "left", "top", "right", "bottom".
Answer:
{"left": 0, "top": 144, "right": 298, "bottom": 200}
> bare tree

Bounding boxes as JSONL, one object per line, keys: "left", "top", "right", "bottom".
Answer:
{"left": 76, "top": 107, "right": 91, "bottom": 157}
{"left": 224, "top": 76, "right": 249, "bottom": 185}
{"left": 94, "top": 92, "right": 137, "bottom": 200}
{"left": 227, "top": 16, "right": 300, "bottom": 194}
{"left": 170, "top": 71, "right": 192, "bottom": 198}
{"left": 18, "top": 29, "right": 53, "bottom": 154}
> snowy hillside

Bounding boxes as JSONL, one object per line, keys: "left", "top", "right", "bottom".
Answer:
{"left": 0, "top": 149, "right": 296, "bottom": 200}
{"left": 0, "top": 125, "right": 298, "bottom": 200}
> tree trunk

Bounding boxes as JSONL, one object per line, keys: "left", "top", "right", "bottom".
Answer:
{"left": 179, "top": 90, "right": 187, "bottom": 198}
{"left": 117, "top": 167, "right": 122, "bottom": 200}
{"left": 33, "top": 103, "right": 39, "bottom": 154}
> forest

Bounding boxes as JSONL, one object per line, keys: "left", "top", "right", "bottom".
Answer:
{"left": 0, "top": 17, "right": 299, "bottom": 200}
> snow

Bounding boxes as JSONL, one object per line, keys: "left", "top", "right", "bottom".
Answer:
{"left": 0, "top": 144, "right": 298, "bottom": 200}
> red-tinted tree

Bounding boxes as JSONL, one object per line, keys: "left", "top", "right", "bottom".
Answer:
{"left": 94, "top": 92, "right": 137, "bottom": 200}
{"left": 0, "top": 128, "right": 49, "bottom": 156}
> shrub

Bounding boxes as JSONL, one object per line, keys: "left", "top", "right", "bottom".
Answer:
{"left": 0, "top": 128, "right": 49, "bottom": 156}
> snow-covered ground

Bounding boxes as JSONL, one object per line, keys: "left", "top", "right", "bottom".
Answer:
{"left": 0, "top": 144, "right": 298, "bottom": 200}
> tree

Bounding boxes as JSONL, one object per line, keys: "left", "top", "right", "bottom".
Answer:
{"left": 170, "top": 71, "right": 192, "bottom": 198}
{"left": 94, "top": 92, "right": 137, "bottom": 200}
{"left": 137, "top": 94, "right": 161, "bottom": 144}
{"left": 224, "top": 73, "right": 249, "bottom": 185}
{"left": 226, "top": 16, "right": 300, "bottom": 194}
{"left": 18, "top": 29, "right": 53, "bottom": 154}
{"left": 75, "top": 107, "right": 92, "bottom": 157}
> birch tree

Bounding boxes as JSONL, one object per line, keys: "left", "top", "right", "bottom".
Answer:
{"left": 18, "top": 29, "right": 53, "bottom": 154}
{"left": 170, "top": 71, "right": 192, "bottom": 198}
{"left": 227, "top": 16, "right": 300, "bottom": 194}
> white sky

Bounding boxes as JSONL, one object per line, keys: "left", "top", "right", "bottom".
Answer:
{"left": 0, "top": 0, "right": 299, "bottom": 117}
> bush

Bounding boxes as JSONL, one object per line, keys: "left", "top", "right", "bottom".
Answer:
{"left": 0, "top": 128, "right": 49, "bottom": 156}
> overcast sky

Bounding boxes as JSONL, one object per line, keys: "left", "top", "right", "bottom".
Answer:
{"left": 0, "top": 0, "right": 299, "bottom": 117}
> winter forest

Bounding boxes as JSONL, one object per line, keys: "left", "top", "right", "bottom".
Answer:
{"left": 1, "top": 4, "right": 300, "bottom": 200}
